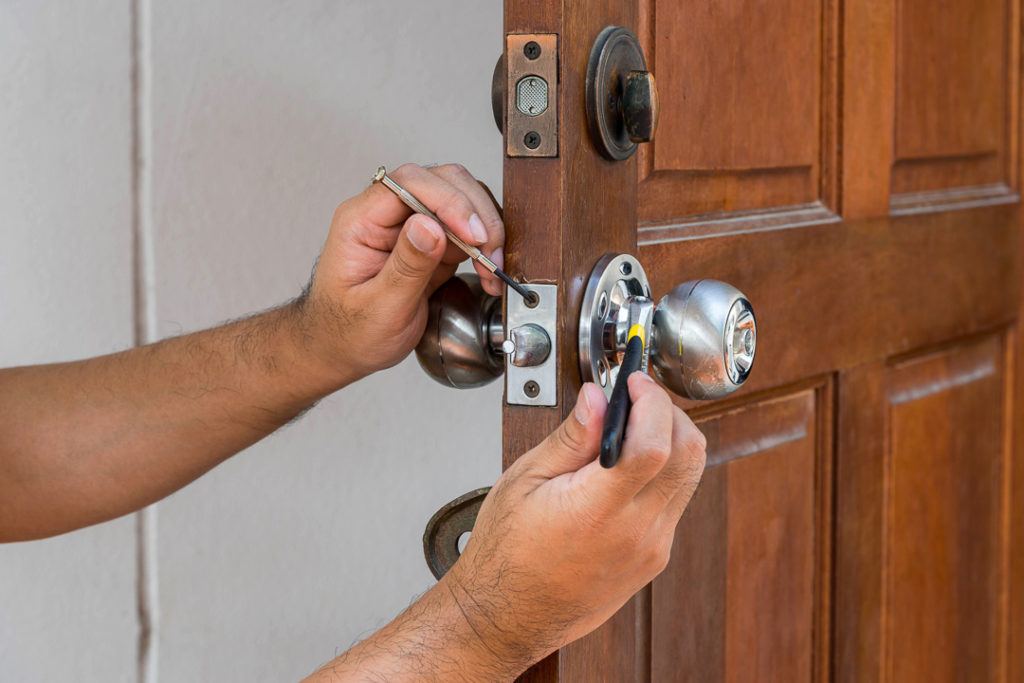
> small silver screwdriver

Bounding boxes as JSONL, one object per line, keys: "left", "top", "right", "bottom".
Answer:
{"left": 373, "top": 166, "right": 537, "bottom": 304}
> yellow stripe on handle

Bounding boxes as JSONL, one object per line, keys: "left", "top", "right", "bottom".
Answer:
{"left": 628, "top": 324, "right": 645, "bottom": 346}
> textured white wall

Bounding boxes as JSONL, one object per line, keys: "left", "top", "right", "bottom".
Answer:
{"left": 1, "top": 2, "right": 503, "bottom": 681}
{"left": 0, "top": 2, "right": 137, "bottom": 681}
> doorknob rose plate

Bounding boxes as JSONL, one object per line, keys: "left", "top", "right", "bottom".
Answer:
{"left": 579, "top": 253, "right": 652, "bottom": 400}
{"left": 586, "top": 26, "right": 658, "bottom": 160}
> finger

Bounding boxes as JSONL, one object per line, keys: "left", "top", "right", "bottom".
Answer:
{"left": 587, "top": 373, "right": 674, "bottom": 505}
{"left": 430, "top": 165, "right": 506, "bottom": 296}
{"left": 636, "top": 406, "right": 707, "bottom": 513}
{"left": 389, "top": 163, "right": 490, "bottom": 254}
{"left": 369, "top": 214, "right": 446, "bottom": 310}
{"left": 517, "top": 383, "right": 608, "bottom": 479}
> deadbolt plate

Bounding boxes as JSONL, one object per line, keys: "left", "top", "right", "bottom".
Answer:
{"left": 579, "top": 253, "right": 651, "bottom": 400}
{"left": 586, "top": 26, "right": 648, "bottom": 160}
{"left": 506, "top": 284, "right": 558, "bottom": 405}
{"left": 506, "top": 34, "right": 558, "bottom": 157}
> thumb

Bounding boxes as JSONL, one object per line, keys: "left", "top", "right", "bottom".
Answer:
{"left": 374, "top": 214, "right": 446, "bottom": 308}
{"left": 521, "top": 383, "right": 608, "bottom": 479}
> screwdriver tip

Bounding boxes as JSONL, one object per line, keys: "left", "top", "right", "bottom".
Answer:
{"left": 372, "top": 166, "right": 386, "bottom": 183}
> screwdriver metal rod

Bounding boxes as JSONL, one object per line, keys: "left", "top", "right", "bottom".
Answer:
{"left": 373, "top": 166, "right": 537, "bottom": 304}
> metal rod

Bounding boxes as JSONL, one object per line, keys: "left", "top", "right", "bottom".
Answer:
{"left": 373, "top": 166, "right": 537, "bottom": 304}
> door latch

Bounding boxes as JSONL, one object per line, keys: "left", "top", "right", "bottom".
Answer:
{"left": 414, "top": 275, "right": 558, "bottom": 406}
{"left": 503, "top": 34, "right": 558, "bottom": 157}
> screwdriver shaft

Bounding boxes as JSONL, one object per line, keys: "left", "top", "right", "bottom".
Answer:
{"left": 373, "top": 166, "right": 536, "bottom": 304}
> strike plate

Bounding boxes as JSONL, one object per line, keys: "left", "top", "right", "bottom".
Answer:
{"left": 506, "top": 284, "right": 557, "bottom": 405}
{"left": 506, "top": 34, "right": 558, "bottom": 157}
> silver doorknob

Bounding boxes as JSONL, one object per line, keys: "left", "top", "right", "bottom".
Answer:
{"left": 415, "top": 275, "right": 504, "bottom": 388}
{"left": 651, "top": 280, "right": 756, "bottom": 400}
{"left": 579, "top": 254, "right": 757, "bottom": 401}
{"left": 415, "top": 274, "right": 553, "bottom": 389}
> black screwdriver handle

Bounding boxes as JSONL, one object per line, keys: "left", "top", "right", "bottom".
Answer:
{"left": 600, "top": 333, "right": 645, "bottom": 468}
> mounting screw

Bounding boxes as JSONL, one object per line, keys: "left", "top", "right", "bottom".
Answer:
{"left": 619, "top": 261, "right": 632, "bottom": 276}
{"left": 524, "top": 131, "right": 541, "bottom": 149}
{"left": 523, "top": 380, "right": 540, "bottom": 398}
{"left": 524, "top": 41, "right": 541, "bottom": 60}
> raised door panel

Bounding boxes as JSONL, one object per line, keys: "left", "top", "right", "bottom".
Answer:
{"left": 892, "top": 0, "right": 1015, "bottom": 196}
{"left": 836, "top": 335, "right": 1012, "bottom": 682}
{"left": 884, "top": 336, "right": 1010, "bottom": 681}
{"left": 637, "top": 0, "right": 836, "bottom": 221}
{"left": 652, "top": 386, "right": 831, "bottom": 682}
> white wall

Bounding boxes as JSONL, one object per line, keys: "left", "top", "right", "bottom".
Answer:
{"left": 1, "top": 2, "right": 503, "bottom": 681}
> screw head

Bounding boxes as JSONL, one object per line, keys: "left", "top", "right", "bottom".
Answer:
{"left": 523, "top": 380, "right": 540, "bottom": 398}
{"left": 524, "top": 131, "right": 541, "bottom": 149}
{"left": 619, "top": 261, "right": 632, "bottom": 276}
{"left": 524, "top": 41, "right": 541, "bottom": 60}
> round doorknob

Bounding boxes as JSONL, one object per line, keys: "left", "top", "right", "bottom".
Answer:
{"left": 651, "top": 280, "right": 757, "bottom": 400}
{"left": 415, "top": 275, "right": 504, "bottom": 388}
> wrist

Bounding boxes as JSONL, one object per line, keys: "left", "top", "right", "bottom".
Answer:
{"left": 285, "top": 294, "right": 367, "bottom": 389}
{"left": 440, "top": 565, "right": 552, "bottom": 678}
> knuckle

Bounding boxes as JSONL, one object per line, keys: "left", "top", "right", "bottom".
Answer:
{"left": 551, "top": 422, "right": 586, "bottom": 454}
{"left": 438, "top": 162, "right": 472, "bottom": 180}
{"left": 388, "top": 250, "right": 423, "bottom": 284}
{"left": 392, "top": 162, "right": 420, "bottom": 179}
{"left": 655, "top": 542, "right": 673, "bottom": 574}
{"left": 638, "top": 439, "right": 671, "bottom": 467}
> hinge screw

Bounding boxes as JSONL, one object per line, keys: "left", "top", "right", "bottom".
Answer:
{"left": 524, "top": 41, "right": 541, "bottom": 60}
{"left": 524, "top": 131, "right": 541, "bottom": 149}
{"left": 523, "top": 380, "right": 540, "bottom": 398}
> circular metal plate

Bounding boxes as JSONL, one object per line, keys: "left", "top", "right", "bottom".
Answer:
{"left": 586, "top": 26, "right": 648, "bottom": 160}
{"left": 579, "top": 253, "right": 651, "bottom": 400}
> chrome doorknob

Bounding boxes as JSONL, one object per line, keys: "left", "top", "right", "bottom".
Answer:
{"left": 415, "top": 274, "right": 553, "bottom": 389}
{"left": 651, "top": 280, "right": 756, "bottom": 400}
{"left": 415, "top": 274, "right": 504, "bottom": 388}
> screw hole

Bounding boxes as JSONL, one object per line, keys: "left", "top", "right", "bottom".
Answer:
{"left": 598, "top": 359, "right": 609, "bottom": 387}
{"left": 457, "top": 531, "right": 471, "bottom": 554}
{"left": 524, "top": 291, "right": 540, "bottom": 308}
{"left": 597, "top": 291, "right": 608, "bottom": 319}
{"left": 619, "top": 261, "right": 632, "bottom": 276}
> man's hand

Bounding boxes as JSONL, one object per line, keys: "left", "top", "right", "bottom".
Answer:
{"left": 310, "top": 376, "right": 707, "bottom": 680}
{"left": 305, "top": 163, "right": 505, "bottom": 381}
{"left": 0, "top": 162, "right": 503, "bottom": 541}
{"left": 446, "top": 375, "right": 706, "bottom": 669}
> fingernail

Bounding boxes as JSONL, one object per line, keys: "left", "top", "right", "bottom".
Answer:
{"left": 468, "top": 213, "right": 487, "bottom": 244}
{"left": 635, "top": 371, "right": 655, "bottom": 383}
{"left": 491, "top": 247, "right": 504, "bottom": 270}
{"left": 574, "top": 386, "right": 592, "bottom": 425}
{"left": 408, "top": 217, "right": 441, "bottom": 253}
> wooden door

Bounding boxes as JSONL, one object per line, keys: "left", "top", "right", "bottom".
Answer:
{"left": 502, "top": 1, "right": 1023, "bottom": 681}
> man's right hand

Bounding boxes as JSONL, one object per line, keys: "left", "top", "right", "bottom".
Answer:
{"left": 442, "top": 374, "right": 707, "bottom": 674}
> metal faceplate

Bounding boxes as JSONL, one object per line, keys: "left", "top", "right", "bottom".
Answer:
{"left": 506, "top": 283, "right": 558, "bottom": 405}
{"left": 579, "top": 254, "right": 651, "bottom": 400}
{"left": 506, "top": 34, "right": 558, "bottom": 157}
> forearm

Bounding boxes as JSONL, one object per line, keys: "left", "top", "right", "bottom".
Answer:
{"left": 0, "top": 297, "right": 357, "bottom": 541}
{"left": 304, "top": 576, "right": 532, "bottom": 683}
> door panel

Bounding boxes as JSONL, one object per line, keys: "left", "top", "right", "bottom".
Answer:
{"left": 888, "top": 336, "right": 1008, "bottom": 681}
{"left": 893, "top": 0, "right": 1011, "bottom": 193}
{"left": 638, "top": 0, "right": 831, "bottom": 219}
{"left": 652, "top": 387, "right": 828, "bottom": 683}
